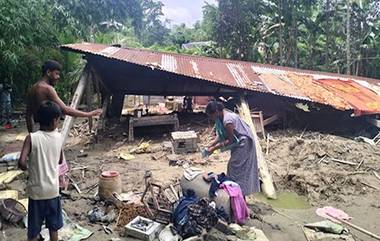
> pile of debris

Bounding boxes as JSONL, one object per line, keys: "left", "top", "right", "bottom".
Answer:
{"left": 69, "top": 120, "right": 93, "bottom": 138}
{"left": 61, "top": 126, "right": 272, "bottom": 241}
{"left": 78, "top": 168, "right": 271, "bottom": 241}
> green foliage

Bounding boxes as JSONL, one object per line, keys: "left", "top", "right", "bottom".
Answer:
{"left": 0, "top": 0, "right": 158, "bottom": 104}
{"left": 47, "top": 0, "right": 144, "bottom": 38}
{"left": 95, "top": 23, "right": 143, "bottom": 48}
{"left": 0, "top": 0, "right": 60, "bottom": 103}
{"left": 3, "top": 0, "right": 380, "bottom": 106}
{"left": 139, "top": 0, "right": 170, "bottom": 46}
{"left": 207, "top": 0, "right": 380, "bottom": 77}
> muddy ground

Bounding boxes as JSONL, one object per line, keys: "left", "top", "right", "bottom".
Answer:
{"left": 0, "top": 113, "right": 379, "bottom": 241}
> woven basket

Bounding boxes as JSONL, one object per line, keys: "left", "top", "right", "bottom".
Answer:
{"left": 0, "top": 198, "right": 27, "bottom": 223}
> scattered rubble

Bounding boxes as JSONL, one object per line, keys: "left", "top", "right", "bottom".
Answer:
{"left": 1, "top": 112, "right": 380, "bottom": 241}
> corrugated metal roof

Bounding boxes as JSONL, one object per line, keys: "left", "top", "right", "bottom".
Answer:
{"left": 61, "top": 42, "right": 380, "bottom": 116}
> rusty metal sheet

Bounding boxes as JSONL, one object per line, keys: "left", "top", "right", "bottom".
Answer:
{"left": 287, "top": 73, "right": 351, "bottom": 111}
{"left": 60, "top": 43, "right": 380, "bottom": 115}
{"left": 318, "top": 79, "right": 380, "bottom": 116}
{"left": 61, "top": 43, "right": 268, "bottom": 92}
{"left": 257, "top": 73, "right": 309, "bottom": 100}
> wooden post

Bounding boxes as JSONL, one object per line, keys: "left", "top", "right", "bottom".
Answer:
{"left": 109, "top": 92, "right": 124, "bottom": 119}
{"left": 94, "top": 94, "right": 110, "bottom": 143}
{"left": 86, "top": 71, "right": 94, "bottom": 132}
{"left": 61, "top": 69, "right": 89, "bottom": 146}
{"left": 237, "top": 96, "right": 277, "bottom": 199}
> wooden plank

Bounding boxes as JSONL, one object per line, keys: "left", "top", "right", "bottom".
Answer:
{"left": 263, "top": 113, "right": 280, "bottom": 126}
{"left": 260, "top": 112, "right": 265, "bottom": 139}
{"left": 128, "top": 114, "right": 179, "bottom": 142}
{"left": 61, "top": 69, "right": 89, "bottom": 146}
{"left": 128, "top": 118, "right": 135, "bottom": 142}
{"left": 238, "top": 96, "right": 276, "bottom": 199}
{"left": 132, "top": 115, "right": 178, "bottom": 122}
{"left": 251, "top": 111, "right": 265, "bottom": 139}
{"left": 132, "top": 117, "right": 178, "bottom": 126}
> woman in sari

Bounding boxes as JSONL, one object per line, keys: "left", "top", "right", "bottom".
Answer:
{"left": 205, "top": 101, "right": 260, "bottom": 196}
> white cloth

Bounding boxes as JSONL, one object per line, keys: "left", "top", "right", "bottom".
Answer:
{"left": 28, "top": 130, "right": 62, "bottom": 200}
{"left": 183, "top": 167, "right": 203, "bottom": 181}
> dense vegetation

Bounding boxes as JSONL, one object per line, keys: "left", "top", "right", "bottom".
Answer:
{"left": 1, "top": 0, "right": 380, "bottom": 105}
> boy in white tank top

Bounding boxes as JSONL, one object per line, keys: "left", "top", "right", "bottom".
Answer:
{"left": 19, "top": 101, "right": 63, "bottom": 241}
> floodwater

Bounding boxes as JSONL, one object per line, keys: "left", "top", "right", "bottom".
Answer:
{"left": 254, "top": 191, "right": 311, "bottom": 209}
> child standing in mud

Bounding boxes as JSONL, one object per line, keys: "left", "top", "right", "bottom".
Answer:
{"left": 18, "top": 101, "right": 64, "bottom": 241}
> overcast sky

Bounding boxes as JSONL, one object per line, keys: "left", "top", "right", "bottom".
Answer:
{"left": 160, "top": 0, "right": 217, "bottom": 27}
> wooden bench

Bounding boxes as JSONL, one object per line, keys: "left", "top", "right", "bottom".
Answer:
{"left": 128, "top": 114, "right": 179, "bottom": 142}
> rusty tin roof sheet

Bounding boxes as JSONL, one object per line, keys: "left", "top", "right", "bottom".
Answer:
{"left": 61, "top": 43, "right": 380, "bottom": 116}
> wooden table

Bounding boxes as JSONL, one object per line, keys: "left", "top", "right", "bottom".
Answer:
{"left": 128, "top": 114, "right": 179, "bottom": 142}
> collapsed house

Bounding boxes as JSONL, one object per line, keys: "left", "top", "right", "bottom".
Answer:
{"left": 59, "top": 41, "right": 380, "bottom": 201}
{"left": 57, "top": 43, "right": 380, "bottom": 240}
{"left": 0, "top": 43, "right": 379, "bottom": 240}
{"left": 60, "top": 43, "right": 380, "bottom": 137}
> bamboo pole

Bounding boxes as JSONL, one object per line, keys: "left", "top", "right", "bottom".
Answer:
{"left": 86, "top": 71, "right": 94, "bottom": 132}
{"left": 61, "top": 69, "right": 89, "bottom": 146}
{"left": 237, "top": 96, "right": 276, "bottom": 199}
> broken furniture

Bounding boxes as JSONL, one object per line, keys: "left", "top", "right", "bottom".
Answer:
{"left": 141, "top": 175, "right": 181, "bottom": 224}
{"left": 128, "top": 114, "right": 179, "bottom": 142}
{"left": 124, "top": 216, "right": 164, "bottom": 241}
{"left": 355, "top": 132, "right": 380, "bottom": 145}
{"left": 180, "top": 175, "right": 231, "bottom": 217}
{"left": 251, "top": 111, "right": 282, "bottom": 140}
{"left": 171, "top": 131, "right": 198, "bottom": 154}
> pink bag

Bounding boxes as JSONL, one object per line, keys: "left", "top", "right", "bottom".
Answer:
{"left": 58, "top": 153, "right": 69, "bottom": 189}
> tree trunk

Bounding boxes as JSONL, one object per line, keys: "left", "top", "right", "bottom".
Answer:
{"left": 325, "top": 0, "right": 332, "bottom": 69}
{"left": 278, "top": 0, "right": 285, "bottom": 65}
{"left": 291, "top": 0, "right": 298, "bottom": 67}
{"left": 346, "top": 0, "right": 351, "bottom": 75}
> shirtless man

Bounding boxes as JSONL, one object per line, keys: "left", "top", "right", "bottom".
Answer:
{"left": 26, "top": 60, "right": 102, "bottom": 132}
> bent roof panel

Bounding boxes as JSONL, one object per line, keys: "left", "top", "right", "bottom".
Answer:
{"left": 61, "top": 43, "right": 380, "bottom": 116}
